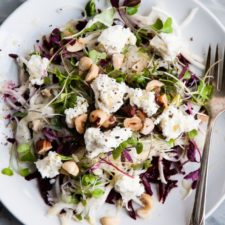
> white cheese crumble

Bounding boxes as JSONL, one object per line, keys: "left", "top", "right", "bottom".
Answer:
{"left": 84, "top": 126, "right": 133, "bottom": 158}
{"left": 155, "top": 105, "right": 200, "bottom": 140}
{"left": 64, "top": 96, "right": 89, "bottom": 128}
{"left": 97, "top": 25, "right": 136, "bottom": 55}
{"left": 129, "top": 88, "right": 159, "bottom": 117}
{"left": 115, "top": 175, "right": 145, "bottom": 202}
{"left": 35, "top": 151, "right": 62, "bottom": 179}
{"left": 27, "top": 55, "right": 49, "bottom": 85}
{"left": 91, "top": 74, "right": 127, "bottom": 113}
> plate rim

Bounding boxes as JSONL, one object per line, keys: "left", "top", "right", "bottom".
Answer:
{"left": 0, "top": 0, "right": 225, "bottom": 224}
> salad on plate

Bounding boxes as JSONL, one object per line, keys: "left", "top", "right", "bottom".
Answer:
{"left": 1, "top": 0, "right": 213, "bottom": 224}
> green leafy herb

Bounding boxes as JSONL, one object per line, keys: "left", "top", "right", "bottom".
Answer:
{"left": 44, "top": 76, "right": 51, "bottom": 85}
{"left": 126, "top": 5, "right": 139, "bottom": 15}
{"left": 19, "top": 168, "right": 30, "bottom": 177}
{"left": 132, "top": 159, "right": 152, "bottom": 170}
{"left": 193, "top": 80, "right": 213, "bottom": 105}
{"left": 58, "top": 155, "right": 74, "bottom": 161}
{"left": 13, "top": 111, "right": 28, "bottom": 118}
{"left": 1, "top": 167, "right": 14, "bottom": 176}
{"left": 112, "top": 137, "right": 143, "bottom": 159}
{"left": 188, "top": 129, "right": 198, "bottom": 139}
{"left": 183, "top": 71, "right": 191, "bottom": 80}
{"left": 167, "top": 139, "right": 175, "bottom": 147}
{"left": 88, "top": 50, "right": 107, "bottom": 64}
{"left": 92, "top": 188, "right": 105, "bottom": 198}
{"left": 82, "top": 174, "right": 97, "bottom": 186}
{"left": 151, "top": 17, "right": 173, "bottom": 34}
{"left": 75, "top": 214, "right": 83, "bottom": 221}
{"left": 17, "top": 143, "right": 35, "bottom": 162}
{"left": 85, "top": 0, "right": 97, "bottom": 17}
{"left": 108, "top": 70, "right": 126, "bottom": 83}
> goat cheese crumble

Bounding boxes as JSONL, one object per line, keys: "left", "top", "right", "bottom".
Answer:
{"left": 155, "top": 105, "right": 200, "bottom": 140}
{"left": 64, "top": 96, "right": 89, "bottom": 128}
{"left": 115, "top": 175, "right": 145, "bottom": 202}
{"left": 97, "top": 25, "right": 137, "bottom": 55}
{"left": 129, "top": 88, "right": 159, "bottom": 117}
{"left": 84, "top": 126, "right": 133, "bottom": 158}
{"left": 35, "top": 151, "right": 62, "bottom": 178}
{"left": 91, "top": 74, "right": 127, "bottom": 113}
{"left": 27, "top": 55, "right": 49, "bottom": 85}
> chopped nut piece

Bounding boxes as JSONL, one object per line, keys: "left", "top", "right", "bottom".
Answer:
{"left": 66, "top": 38, "right": 85, "bottom": 52}
{"left": 85, "top": 64, "right": 100, "bottom": 82}
{"left": 124, "top": 116, "right": 143, "bottom": 131}
{"left": 62, "top": 161, "right": 79, "bottom": 176}
{"left": 89, "top": 109, "right": 110, "bottom": 127}
{"left": 100, "top": 217, "right": 119, "bottom": 225}
{"left": 112, "top": 53, "right": 124, "bottom": 70}
{"left": 74, "top": 114, "right": 88, "bottom": 134}
{"left": 79, "top": 56, "right": 93, "bottom": 71}
{"left": 36, "top": 140, "right": 52, "bottom": 155}
{"left": 140, "top": 118, "right": 154, "bottom": 135}
{"left": 146, "top": 80, "right": 164, "bottom": 92}
{"left": 137, "top": 193, "right": 153, "bottom": 218}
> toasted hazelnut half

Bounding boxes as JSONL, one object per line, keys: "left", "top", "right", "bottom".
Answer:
{"left": 41, "top": 89, "right": 51, "bottom": 97}
{"left": 89, "top": 109, "right": 110, "bottom": 127}
{"left": 102, "top": 115, "right": 117, "bottom": 128}
{"left": 66, "top": 38, "right": 85, "bottom": 52}
{"left": 74, "top": 114, "right": 88, "bottom": 134}
{"left": 112, "top": 53, "right": 124, "bottom": 70}
{"left": 85, "top": 64, "right": 100, "bottom": 82}
{"left": 137, "top": 193, "right": 153, "bottom": 218}
{"left": 100, "top": 217, "right": 119, "bottom": 225}
{"left": 79, "top": 56, "right": 93, "bottom": 72}
{"left": 124, "top": 116, "right": 143, "bottom": 131}
{"left": 146, "top": 80, "right": 164, "bottom": 92}
{"left": 197, "top": 113, "right": 209, "bottom": 123}
{"left": 36, "top": 140, "right": 52, "bottom": 155}
{"left": 157, "top": 94, "right": 168, "bottom": 108}
{"left": 62, "top": 161, "right": 79, "bottom": 176}
{"left": 140, "top": 118, "right": 154, "bottom": 135}
{"left": 136, "top": 110, "right": 146, "bottom": 122}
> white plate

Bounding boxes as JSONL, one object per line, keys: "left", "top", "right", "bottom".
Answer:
{"left": 0, "top": 0, "right": 225, "bottom": 225}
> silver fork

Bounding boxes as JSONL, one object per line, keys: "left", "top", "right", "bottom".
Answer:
{"left": 189, "top": 45, "right": 225, "bottom": 225}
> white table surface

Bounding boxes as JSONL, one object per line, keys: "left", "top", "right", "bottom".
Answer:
{"left": 0, "top": 0, "right": 225, "bottom": 224}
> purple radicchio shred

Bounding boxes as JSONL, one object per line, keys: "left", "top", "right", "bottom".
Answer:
{"left": 106, "top": 189, "right": 121, "bottom": 204}
{"left": 187, "top": 141, "right": 199, "bottom": 163}
{"left": 141, "top": 157, "right": 185, "bottom": 203}
{"left": 76, "top": 20, "right": 88, "bottom": 31}
{"left": 178, "top": 54, "right": 190, "bottom": 66}
{"left": 8, "top": 53, "right": 18, "bottom": 59}
{"left": 49, "top": 28, "right": 61, "bottom": 46}
{"left": 185, "top": 74, "right": 200, "bottom": 88}
{"left": 178, "top": 65, "right": 188, "bottom": 80}
{"left": 184, "top": 169, "right": 200, "bottom": 181}
{"left": 121, "top": 149, "right": 133, "bottom": 162}
{"left": 159, "top": 180, "right": 178, "bottom": 203}
{"left": 119, "top": 104, "right": 137, "bottom": 117}
{"left": 25, "top": 171, "right": 41, "bottom": 181}
{"left": 7, "top": 137, "right": 16, "bottom": 144}
{"left": 123, "top": 0, "right": 141, "bottom": 7}
{"left": 184, "top": 169, "right": 200, "bottom": 190}
{"left": 127, "top": 200, "right": 137, "bottom": 220}
{"left": 140, "top": 173, "right": 153, "bottom": 195}
{"left": 37, "top": 177, "right": 53, "bottom": 206}
{"left": 110, "top": 0, "right": 119, "bottom": 8}
{"left": 57, "top": 140, "right": 83, "bottom": 156}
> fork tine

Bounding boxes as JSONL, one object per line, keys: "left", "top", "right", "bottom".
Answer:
{"left": 214, "top": 44, "right": 220, "bottom": 90}
{"left": 222, "top": 47, "right": 225, "bottom": 92}
{"left": 204, "top": 45, "right": 211, "bottom": 75}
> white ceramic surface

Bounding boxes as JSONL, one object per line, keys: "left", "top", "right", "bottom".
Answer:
{"left": 0, "top": 0, "right": 225, "bottom": 225}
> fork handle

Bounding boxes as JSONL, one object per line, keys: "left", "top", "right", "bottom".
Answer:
{"left": 189, "top": 119, "right": 213, "bottom": 225}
